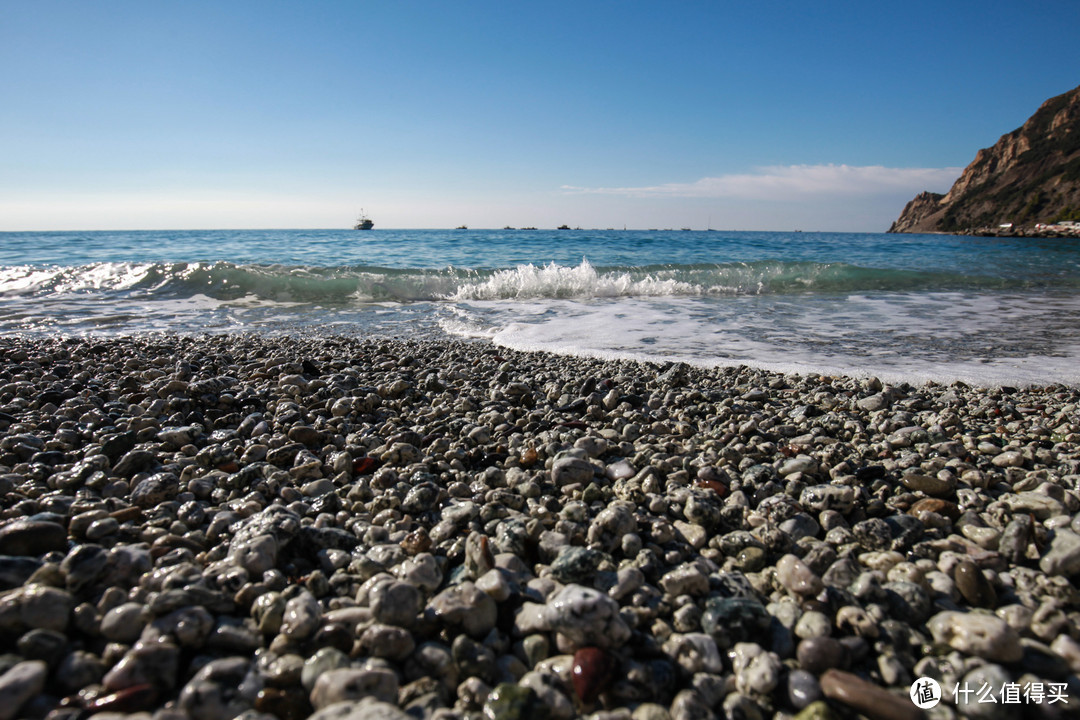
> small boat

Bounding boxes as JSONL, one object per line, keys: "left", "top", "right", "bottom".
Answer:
{"left": 353, "top": 210, "right": 374, "bottom": 230}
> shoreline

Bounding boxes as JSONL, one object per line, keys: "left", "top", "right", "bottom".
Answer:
{"left": 1, "top": 334, "right": 1079, "bottom": 720}
{"left": 960, "top": 227, "right": 1080, "bottom": 240}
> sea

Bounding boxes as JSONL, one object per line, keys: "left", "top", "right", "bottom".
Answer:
{"left": 2, "top": 228, "right": 1080, "bottom": 387}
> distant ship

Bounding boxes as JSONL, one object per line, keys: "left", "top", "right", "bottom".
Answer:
{"left": 353, "top": 210, "right": 374, "bottom": 230}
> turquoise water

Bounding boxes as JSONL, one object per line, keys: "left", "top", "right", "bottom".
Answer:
{"left": 2, "top": 229, "right": 1080, "bottom": 385}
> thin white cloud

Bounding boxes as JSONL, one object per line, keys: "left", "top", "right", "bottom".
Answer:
{"left": 562, "top": 164, "right": 962, "bottom": 200}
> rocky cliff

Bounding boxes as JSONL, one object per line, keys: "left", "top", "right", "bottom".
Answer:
{"left": 889, "top": 84, "right": 1080, "bottom": 233}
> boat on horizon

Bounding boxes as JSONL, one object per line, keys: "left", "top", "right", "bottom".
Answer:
{"left": 353, "top": 210, "right": 374, "bottom": 230}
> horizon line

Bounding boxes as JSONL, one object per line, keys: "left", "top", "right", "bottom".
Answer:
{"left": 0, "top": 226, "right": 890, "bottom": 234}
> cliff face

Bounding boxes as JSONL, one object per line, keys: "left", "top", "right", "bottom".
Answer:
{"left": 889, "top": 84, "right": 1080, "bottom": 233}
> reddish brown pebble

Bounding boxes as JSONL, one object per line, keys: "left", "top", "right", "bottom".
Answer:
{"left": 353, "top": 457, "right": 378, "bottom": 474}
{"left": 401, "top": 528, "right": 432, "bottom": 555}
{"left": 908, "top": 497, "right": 960, "bottom": 520}
{"left": 520, "top": 447, "right": 538, "bottom": 467}
{"left": 572, "top": 646, "right": 615, "bottom": 705}
{"left": 109, "top": 506, "right": 143, "bottom": 522}
{"left": 820, "top": 669, "right": 923, "bottom": 720}
{"left": 217, "top": 460, "right": 239, "bottom": 473}
{"left": 693, "top": 478, "right": 728, "bottom": 496}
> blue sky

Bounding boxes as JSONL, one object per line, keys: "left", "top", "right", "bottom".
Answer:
{"left": 2, "top": 1, "right": 1078, "bottom": 231}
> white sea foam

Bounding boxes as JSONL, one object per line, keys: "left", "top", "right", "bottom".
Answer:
{"left": 0, "top": 262, "right": 166, "bottom": 296}
{"left": 447, "top": 259, "right": 699, "bottom": 300}
{"left": 441, "top": 293, "right": 1080, "bottom": 387}
{"left": 0, "top": 266, "right": 63, "bottom": 295}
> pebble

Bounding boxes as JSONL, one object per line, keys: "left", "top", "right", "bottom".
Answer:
{"left": 1, "top": 584, "right": 73, "bottom": 633}
{"left": 357, "top": 624, "right": 414, "bottom": 661}
{"left": 819, "top": 669, "right": 922, "bottom": 720}
{"left": 776, "top": 554, "right": 824, "bottom": 597}
{"left": 0, "top": 519, "right": 68, "bottom": 556}
{"left": 551, "top": 456, "right": 597, "bottom": 487}
{"left": 833, "top": 608, "right": 875, "bottom": 641}
{"left": 991, "top": 450, "right": 1025, "bottom": 468}
{"left": 701, "top": 596, "right": 771, "bottom": 649}
{"left": 99, "top": 601, "right": 147, "bottom": 642}
{"left": 956, "top": 664, "right": 1017, "bottom": 720}
{"left": 0, "top": 334, "right": 1077, "bottom": 720}
{"left": 953, "top": 559, "right": 997, "bottom": 608}
{"left": 633, "top": 703, "right": 673, "bottom": 720}
{"left": 735, "top": 546, "right": 767, "bottom": 572}
{"left": 663, "top": 633, "right": 724, "bottom": 675}
{"left": 659, "top": 564, "right": 709, "bottom": 597}
{"left": 794, "top": 700, "right": 839, "bottom": 720}
{"left": 797, "top": 636, "right": 846, "bottom": 673}
{"left": 786, "top": 669, "right": 823, "bottom": 710}
{"left": 574, "top": 647, "right": 617, "bottom": 703}
{"left": 310, "top": 668, "right": 399, "bottom": 709}
{"left": 794, "top": 610, "right": 832, "bottom": 639}
{"left": 483, "top": 682, "right": 543, "bottom": 720}
{"left": 998, "top": 514, "right": 1034, "bottom": 563}
{"left": 550, "top": 545, "right": 602, "bottom": 584}
{"left": 900, "top": 473, "right": 955, "bottom": 497}
{"left": 102, "top": 639, "right": 181, "bottom": 691}
{"left": 308, "top": 698, "right": 413, "bottom": 720}
{"left": 857, "top": 392, "right": 890, "bottom": 411}
{"left": 281, "top": 591, "right": 322, "bottom": 639}
{"left": 0, "top": 660, "right": 47, "bottom": 720}
{"left": 176, "top": 657, "right": 252, "bottom": 720}
{"left": 428, "top": 581, "right": 497, "bottom": 638}
{"left": 1003, "top": 492, "right": 1065, "bottom": 520}
{"left": 302, "top": 648, "right": 350, "bottom": 692}
{"left": 927, "top": 611, "right": 1023, "bottom": 662}
{"left": 370, "top": 579, "right": 421, "bottom": 627}
{"left": 732, "top": 642, "right": 782, "bottom": 695}
{"left": 520, "top": 584, "right": 631, "bottom": 650}
{"left": 1039, "top": 529, "right": 1080, "bottom": 576}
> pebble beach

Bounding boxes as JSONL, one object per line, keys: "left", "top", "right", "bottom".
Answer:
{"left": 2, "top": 333, "right": 1080, "bottom": 720}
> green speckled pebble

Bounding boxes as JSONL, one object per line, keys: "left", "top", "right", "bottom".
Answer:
{"left": 483, "top": 682, "right": 548, "bottom": 720}
{"left": 794, "top": 700, "right": 840, "bottom": 720}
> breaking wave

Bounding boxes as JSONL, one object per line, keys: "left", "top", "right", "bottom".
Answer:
{"left": 0, "top": 258, "right": 1064, "bottom": 305}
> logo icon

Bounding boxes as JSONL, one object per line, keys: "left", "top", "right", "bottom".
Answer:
{"left": 911, "top": 677, "right": 942, "bottom": 709}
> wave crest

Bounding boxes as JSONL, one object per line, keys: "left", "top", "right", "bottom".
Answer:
{"left": 0, "top": 258, "right": 1042, "bottom": 305}
{"left": 445, "top": 260, "right": 697, "bottom": 300}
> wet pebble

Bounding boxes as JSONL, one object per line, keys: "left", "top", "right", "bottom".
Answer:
{"left": 0, "top": 519, "right": 68, "bottom": 556}
{"left": 787, "top": 668, "right": 822, "bottom": 710}
{"left": 310, "top": 667, "right": 400, "bottom": 709}
{"left": 797, "top": 636, "right": 846, "bottom": 674}
{"left": 953, "top": 559, "right": 997, "bottom": 608}
{"left": 776, "top": 554, "right": 824, "bottom": 597}
{"left": 819, "top": 669, "right": 922, "bottom": 720}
